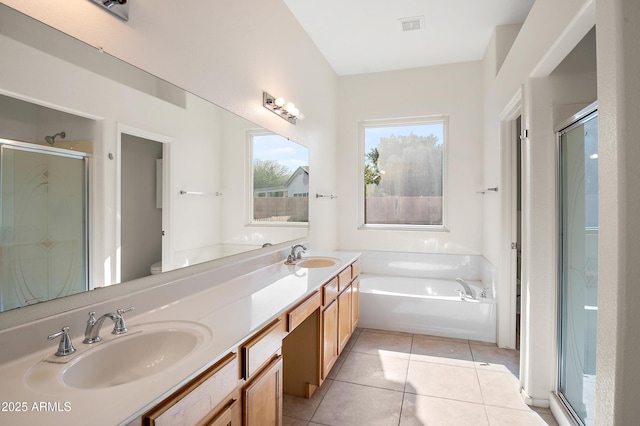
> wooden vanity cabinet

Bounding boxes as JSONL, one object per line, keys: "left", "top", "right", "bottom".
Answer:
{"left": 321, "top": 261, "right": 361, "bottom": 380}
{"left": 321, "top": 299, "right": 339, "bottom": 379}
{"left": 142, "top": 257, "right": 361, "bottom": 426}
{"left": 240, "top": 315, "right": 286, "bottom": 426}
{"left": 241, "top": 317, "right": 286, "bottom": 380}
{"left": 242, "top": 355, "right": 283, "bottom": 426}
{"left": 142, "top": 352, "right": 240, "bottom": 426}
{"left": 351, "top": 275, "right": 360, "bottom": 329}
{"left": 337, "top": 284, "right": 352, "bottom": 353}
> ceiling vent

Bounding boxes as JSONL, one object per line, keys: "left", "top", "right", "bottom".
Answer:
{"left": 399, "top": 16, "right": 424, "bottom": 32}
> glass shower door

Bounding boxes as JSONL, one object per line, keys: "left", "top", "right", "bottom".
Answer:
{"left": 0, "top": 142, "right": 88, "bottom": 311}
{"left": 557, "top": 107, "right": 598, "bottom": 426}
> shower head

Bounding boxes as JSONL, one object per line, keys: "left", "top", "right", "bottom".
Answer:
{"left": 45, "top": 132, "right": 66, "bottom": 145}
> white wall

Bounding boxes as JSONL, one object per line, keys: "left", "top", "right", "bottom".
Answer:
{"left": 482, "top": 0, "right": 640, "bottom": 422}
{"left": 337, "top": 61, "right": 484, "bottom": 255}
{"left": 595, "top": 0, "right": 640, "bottom": 423}
{"left": 481, "top": 0, "right": 597, "bottom": 409}
{"left": 2, "top": 0, "right": 339, "bottom": 253}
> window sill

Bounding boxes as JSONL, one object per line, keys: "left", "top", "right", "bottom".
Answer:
{"left": 358, "top": 224, "right": 449, "bottom": 232}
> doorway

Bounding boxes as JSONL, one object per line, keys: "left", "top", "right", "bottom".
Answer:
{"left": 120, "top": 134, "right": 163, "bottom": 282}
{"left": 515, "top": 115, "right": 522, "bottom": 349}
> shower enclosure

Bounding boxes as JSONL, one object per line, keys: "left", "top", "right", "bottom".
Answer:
{"left": 556, "top": 103, "right": 598, "bottom": 426}
{"left": 0, "top": 139, "right": 88, "bottom": 312}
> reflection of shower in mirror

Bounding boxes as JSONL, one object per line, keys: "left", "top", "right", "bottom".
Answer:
{"left": 45, "top": 132, "right": 66, "bottom": 145}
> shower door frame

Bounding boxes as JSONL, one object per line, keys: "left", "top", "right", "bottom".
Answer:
{"left": 555, "top": 101, "right": 598, "bottom": 426}
{"left": 0, "top": 138, "right": 91, "bottom": 309}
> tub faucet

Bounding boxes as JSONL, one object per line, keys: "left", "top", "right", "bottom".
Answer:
{"left": 83, "top": 307, "right": 134, "bottom": 344}
{"left": 287, "top": 244, "right": 307, "bottom": 264}
{"left": 455, "top": 278, "right": 476, "bottom": 299}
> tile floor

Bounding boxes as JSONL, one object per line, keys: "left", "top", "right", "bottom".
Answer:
{"left": 283, "top": 328, "right": 559, "bottom": 426}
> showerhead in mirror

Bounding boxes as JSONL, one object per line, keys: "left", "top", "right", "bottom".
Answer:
{"left": 45, "top": 131, "right": 66, "bottom": 145}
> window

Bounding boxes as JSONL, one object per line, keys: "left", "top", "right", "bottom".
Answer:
{"left": 361, "top": 117, "right": 446, "bottom": 228}
{"left": 250, "top": 132, "right": 309, "bottom": 224}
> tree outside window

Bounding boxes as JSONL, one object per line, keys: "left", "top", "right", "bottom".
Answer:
{"left": 363, "top": 119, "right": 445, "bottom": 226}
{"left": 251, "top": 133, "right": 309, "bottom": 223}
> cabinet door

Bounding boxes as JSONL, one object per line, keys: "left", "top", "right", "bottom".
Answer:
{"left": 321, "top": 300, "right": 339, "bottom": 379}
{"left": 243, "top": 355, "right": 283, "bottom": 426}
{"left": 351, "top": 276, "right": 360, "bottom": 329}
{"left": 338, "top": 284, "right": 352, "bottom": 353}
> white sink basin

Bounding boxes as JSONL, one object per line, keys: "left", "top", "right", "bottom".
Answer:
{"left": 296, "top": 256, "right": 340, "bottom": 268}
{"left": 27, "top": 321, "right": 210, "bottom": 391}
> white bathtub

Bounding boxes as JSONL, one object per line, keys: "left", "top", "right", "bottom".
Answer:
{"left": 359, "top": 273, "right": 497, "bottom": 342}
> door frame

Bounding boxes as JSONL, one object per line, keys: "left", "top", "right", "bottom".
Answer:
{"left": 498, "top": 87, "right": 524, "bottom": 350}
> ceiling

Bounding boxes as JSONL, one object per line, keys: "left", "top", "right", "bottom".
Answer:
{"left": 284, "top": 0, "right": 536, "bottom": 76}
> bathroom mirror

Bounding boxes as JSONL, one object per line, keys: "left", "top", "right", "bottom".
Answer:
{"left": 0, "top": 4, "right": 309, "bottom": 313}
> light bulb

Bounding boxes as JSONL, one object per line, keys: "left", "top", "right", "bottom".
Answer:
{"left": 274, "top": 97, "right": 285, "bottom": 107}
{"left": 285, "top": 103, "right": 296, "bottom": 114}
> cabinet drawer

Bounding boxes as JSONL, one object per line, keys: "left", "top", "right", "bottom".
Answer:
{"left": 143, "top": 352, "right": 239, "bottom": 426}
{"left": 322, "top": 277, "right": 339, "bottom": 306}
{"left": 241, "top": 317, "right": 286, "bottom": 380}
{"left": 199, "top": 391, "right": 241, "bottom": 426}
{"left": 288, "top": 291, "right": 321, "bottom": 332}
{"left": 338, "top": 266, "right": 352, "bottom": 292}
{"left": 351, "top": 259, "right": 361, "bottom": 278}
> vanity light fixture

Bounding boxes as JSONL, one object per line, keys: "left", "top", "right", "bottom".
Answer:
{"left": 91, "top": 0, "right": 129, "bottom": 21}
{"left": 263, "top": 91, "right": 304, "bottom": 124}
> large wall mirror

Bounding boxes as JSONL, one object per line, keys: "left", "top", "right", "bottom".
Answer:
{"left": 0, "top": 4, "right": 309, "bottom": 314}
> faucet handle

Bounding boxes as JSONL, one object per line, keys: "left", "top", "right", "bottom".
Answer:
{"left": 113, "top": 306, "right": 134, "bottom": 335}
{"left": 47, "top": 326, "right": 76, "bottom": 356}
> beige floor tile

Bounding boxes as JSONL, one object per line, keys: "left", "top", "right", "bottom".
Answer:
{"left": 351, "top": 329, "right": 413, "bottom": 359}
{"left": 410, "top": 334, "right": 474, "bottom": 367}
{"left": 405, "top": 360, "right": 483, "bottom": 404}
{"left": 416, "top": 334, "right": 469, "bottom": 344}
{"left": 325, "top": 348, "right": 348, "bottom": 380}
{"left": 335, "top": 351, "right": 409, "bottom": 391}
{"left": 486, "top": 405, "right": 555, "bottom": 426}
{"left": 283, "top": 415, "right": 309, "bottom": 426}
{"left": 283, "top": 379, "right": 333, "bottom": 421}
{"left": 400, "top": 393, "right": 489, "bottom": 426}
{"left": 476, "top": 369, "right": 529, "bottom": 410}
{"left": 343, "top": 332, "right": 358, "bottom": 353}
{"left": 311, "top": 381, "right": 404, "bottom": 426}
{"left": 470, "top": 343, "right": 520, "bottom": 376}
{"left": 358, "top": 327, "right": 414, "bottom": 337}
{"left": 468, "top": 338, "right": 497, "bottom": 346}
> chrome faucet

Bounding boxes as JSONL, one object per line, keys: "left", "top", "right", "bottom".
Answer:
{"left": 83, "top": 307, "right": 134, "bottom": 344}
{"left": 47, "top": 326, "right": 76, "bottom": 356}
{"left": 286, "top": 244, "right": 307, "bottom": 264}
{"left": 455, "top": 278, "right": 476, "bottom": 300}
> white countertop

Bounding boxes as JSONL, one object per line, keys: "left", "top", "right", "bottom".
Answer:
{"left": 0, "top": 250, "right": 360, "bottom": 426}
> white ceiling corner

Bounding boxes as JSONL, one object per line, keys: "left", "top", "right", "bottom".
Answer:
{"left": 284, "top": 0, "right": 535, "bottom": 76}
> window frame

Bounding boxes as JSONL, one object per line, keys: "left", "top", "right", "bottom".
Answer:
{"left": 358, "top": 115, "right": 449, "bottom": 231}
{"left": 247, "top": 130, "right": 309, "bottom": 227}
